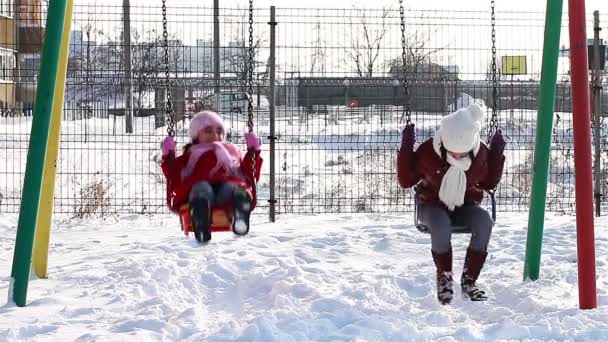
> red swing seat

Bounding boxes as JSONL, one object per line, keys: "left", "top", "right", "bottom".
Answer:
{"left": 178, "top": 204, "right": 234, "bottom": 237}
{"left": 165, "top": 171, "right": 257, "bottom": 239}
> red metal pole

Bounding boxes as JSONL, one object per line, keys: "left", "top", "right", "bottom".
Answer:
{"left": 568, "top": 0, "right": 597, "bottom": 309}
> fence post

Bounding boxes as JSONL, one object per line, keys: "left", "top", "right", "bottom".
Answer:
{"left": 214, "top": 0, "right": 220, "bottom": 95}
{"left": 268, "top": 6, "right": 277, "bottom": 222}
{"left": 123, "top": 0, "right": 134, "bottom": 133}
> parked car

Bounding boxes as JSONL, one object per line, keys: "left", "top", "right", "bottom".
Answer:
{"left": 203, "top": 91, "right": 251, "bottom": 114}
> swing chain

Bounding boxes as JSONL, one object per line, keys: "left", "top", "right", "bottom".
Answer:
{"left": 162, "top": 0, "right": 175, "bottom": 137}
{"left": 247, "top": 0, "right": 257, "bottom": 186}
{"left": 489, "top": 0, "right": 499, "bottom": 140}
{"left": 247, "top": 0, "right": 255, "bottom": 133}
{"left": 399, "top": 0, "right": 412, "bottom": 125}
{"left": 553, "top": 112, "right": 561, "bottom": 144}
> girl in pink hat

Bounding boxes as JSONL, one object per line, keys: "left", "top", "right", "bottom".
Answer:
{"left": 397, "top": 104, "right": 506, "bottom": 305}
{"left": 160, "top": 111, "right": 263, "bottom": 243}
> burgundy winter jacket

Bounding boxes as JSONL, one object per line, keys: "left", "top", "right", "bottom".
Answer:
{"left": 397, "top": 138, "right": 505, "bottom": 207}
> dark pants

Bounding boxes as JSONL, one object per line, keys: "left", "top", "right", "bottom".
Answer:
{"left": 418, "top": 203, "right": 494, "bottom": 254}
{"left": 189, "top": 181, "right": 251, "bottom": 212}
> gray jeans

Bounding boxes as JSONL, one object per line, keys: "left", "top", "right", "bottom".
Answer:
{"left": 417, "top": 203, "right": 494, "bottom": 254}
{"left": 189, "top": 181, "right": 251, "bottom": 212}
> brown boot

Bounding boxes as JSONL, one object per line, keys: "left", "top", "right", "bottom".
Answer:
{"left": 461, "top": 248, "right": 488, "bottom": 301}
{"left": 432, "top": 248, "right": 453, "bottom": 305}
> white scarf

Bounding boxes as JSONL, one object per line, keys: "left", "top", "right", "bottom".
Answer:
{"left": 432, "top": 132, "right": 481, "bottom": 211}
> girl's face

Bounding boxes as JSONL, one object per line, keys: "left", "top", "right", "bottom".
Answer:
{"left": 447, "top": 151, "right": 469, "bottom": 160}
{"left": 197, "top": 125, "right": 225, "bottom": 143}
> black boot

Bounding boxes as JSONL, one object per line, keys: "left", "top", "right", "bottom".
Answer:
{"left": 190, "top": 198, "right": 211, "bottom": 243}
{"left": 461, "top": 248, "right": 488, "bottom": 301}
{"left": 231, "top": 188, "right": 251, "bottom": 236}
{"left": 432, "top": 248, "right": 453, "bottom": 305}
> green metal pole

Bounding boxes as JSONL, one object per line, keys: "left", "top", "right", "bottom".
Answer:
{"left": 523, "top": 0, "right": 563, "bottom": 281}
{"left": 9, "top": 0, "right": 68, "bottom": 307}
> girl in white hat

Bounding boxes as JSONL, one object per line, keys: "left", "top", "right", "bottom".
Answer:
{"left": 397, "top": 104, "right": 506, "bottom": 305}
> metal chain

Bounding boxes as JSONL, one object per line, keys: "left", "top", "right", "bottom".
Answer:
{"left": 485, "top": 0, "right": 500, "bottom": 199}
{"left": 162, "top": 0, "right": 175, "bottom": 137}
{"left": 553, "top": 112, "right": 561, "bottom": 144}
{"left": 247, "top": 0, "right": 255, "bottom": 133}
{"left": 399, "top": 0, "right": 412, "bottom": 125}
{"left": 247, "top": 0, "right": 257, "bottom": 187}
{"left": 488, "top": 0, "right": 499, "bottom": 141}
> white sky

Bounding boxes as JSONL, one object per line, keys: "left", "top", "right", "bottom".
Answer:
{"left": 184, "top": 0, "right": 607, "bottom": 13}
{"left": 86, "top": 0, "right": 608, "bottom": 13}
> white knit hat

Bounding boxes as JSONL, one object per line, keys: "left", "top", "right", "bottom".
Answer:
{"left": 189, "top": 111, "right": 225, "bottom": 139}
{"left": 439, "top": 104, "right": 483, "bottom": 153}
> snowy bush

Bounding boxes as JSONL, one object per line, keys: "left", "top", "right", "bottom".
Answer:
{"left": 73, "top": 178, "right": 111, "bottom": 219}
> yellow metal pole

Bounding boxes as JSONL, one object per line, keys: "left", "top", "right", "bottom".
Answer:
{"left": 32, "top": 0, "right": 74, "bottom": 279}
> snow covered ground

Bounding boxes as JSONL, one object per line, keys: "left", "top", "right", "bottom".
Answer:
{"left": 1, "top": 96, "right": 606, "bottom": 340}
{"left": 1, "top": 211, "right": 607, "bottom": 341}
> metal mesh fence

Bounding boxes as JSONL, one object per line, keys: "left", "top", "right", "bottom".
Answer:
{"left": 0, "top": 3, "right": 607, "bottom": 218}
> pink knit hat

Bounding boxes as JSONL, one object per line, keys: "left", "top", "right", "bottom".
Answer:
{"left": 189, "top": 111, "right": 225, "bottom": 139}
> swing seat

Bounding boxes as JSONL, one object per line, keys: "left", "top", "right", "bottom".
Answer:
{"left": 415, "top": 223, "right": 471, "bottom": 234}
{"left": 413, "top": 190, "right": 496, "bottom": 235}
{"left": 414, "top": 195, "right": 471, "bottom": 234}
{"left": 178, "top": 204, "right": 233, "bottom": 237}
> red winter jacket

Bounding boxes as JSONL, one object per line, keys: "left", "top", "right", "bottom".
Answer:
{"left": 161, "top": 146, "right": 263, "bottom": 212}
{"left": 397, "top": 138, "right": 504, "bottom": 207}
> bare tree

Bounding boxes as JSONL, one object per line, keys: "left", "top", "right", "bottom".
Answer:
{"left": 67, "top": 23, "right": 124, "bottom": 107}
{"left": 224, "top": 14, "right": 265, "bottom": 94}
{"left": 485, "top": 59, "right": 503, "bottom": 83}
{"left": 68, "top": 25, "right": 184, "bottom": 132}
{"left": 387, "top": 28, "right": 442, "bottom": 80}
{"left": 130, "top": 29, "right": 184, "bottom": 111}
{"left": 130, "top": 31, "right": 159, "bottom": 112}
{"left": 257, "top": 53, "right": 283, "bottom": 106}
{"left": 129, "top": 29, "right": 184, "bottom": 128}
{"left": 310, "top": 14, "right": 326, "bottom": 76}
{"left": 345, "top": 7, "right": 390, "bottom": 77}
{"left": 66, "top": 21, "right": 111, "bottom": 142}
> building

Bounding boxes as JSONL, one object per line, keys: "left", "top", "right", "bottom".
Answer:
{"left": 183, "top": 39, "right": 245, "bottom": 74}
{"left": 0, "top": 0, "right": 17, "bottom": 108}
{"left": 17, "top": 0, "right": 45, "bottom": 111}
{"left": 0, "top": 0, "right": 46, "bottom": 111}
